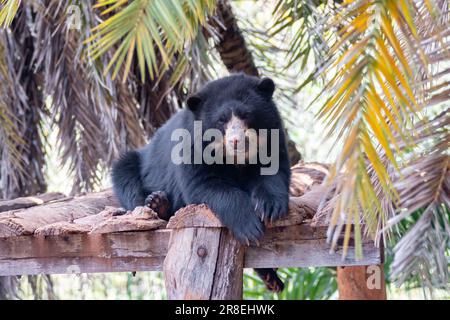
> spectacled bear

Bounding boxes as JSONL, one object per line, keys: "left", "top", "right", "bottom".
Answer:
{"left": 112, "top": 73, "right": 290, "bottom": 244}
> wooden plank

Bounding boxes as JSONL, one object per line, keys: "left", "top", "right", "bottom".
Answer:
{"left": 34, "top": 206, "right": 166, "bottom": 236}
{"left": 0, "top": 230, "right": 170, "bottom": 275}
{"left": 0, "top": 224, "right": 382, "bottom": 276}
{"left": 245, "top": 224, "right": 382, "bottom": 268}
{"left": 0, "top": 230, "right": 170, "bottom": 259}
{"left": 245, "top": 238, "right": 382, "bottom": 268}
{"left": 210, "top": 229, "right": 244, "bottom": 299}
{"left": 0, "top": 257, "right": 164, "bottom": 275}
{"left": 0, "top": 192, "right": 67, "bottom": 213}
{"left": 164, "top": 227, "right": 224, "bottom": 299}
{"left": 0, "top": 190, "right": 119, "bottom": 238}
{"left": 164, "top": 207, "right": 244, "bottom": 300}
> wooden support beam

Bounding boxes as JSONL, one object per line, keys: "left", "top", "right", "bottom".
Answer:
{"left": 337, "top": 265, "right": 387, "bottom": 300}
{"left": 0, "top": 230, "right": 170, "bottom": 275}
{"left": 0, "top": 204, "right": 382, "bottom": 277}
{"left": 0, "top": 223, "right": 382, "bottom": 276}
{"left": 163, "top": 206, "right": 244, "bottom": 300}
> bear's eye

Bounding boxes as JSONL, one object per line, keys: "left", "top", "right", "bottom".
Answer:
{"left": 217, "top": 116, "right": 228, "bottom": 124}
{"left": 239, "top": 111, "right": 251, "bottom": 119}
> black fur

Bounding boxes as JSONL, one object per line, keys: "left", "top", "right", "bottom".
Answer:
{"left": 112, "top": 150, "right": 146, "bottom": 210}
{"left": 112, "top": 73, "right": 291, "bottom": 244}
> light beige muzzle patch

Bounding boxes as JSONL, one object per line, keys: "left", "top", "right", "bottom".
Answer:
{"left": 224, "top": 114, "right": 259, "bottom": 164}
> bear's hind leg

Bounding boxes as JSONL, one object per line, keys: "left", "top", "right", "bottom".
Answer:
{"left": 254, "top": 268, "right": 285, "bottom": 293}
{"left": 145, "top": 191, "right": 171, "bottom": 220}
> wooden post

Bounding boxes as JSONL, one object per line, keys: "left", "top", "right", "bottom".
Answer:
{"left": 163, "top": 205, "right": 244, "bottom": 300}
{"left": 337, "top": 265, "right": 387, "bottom": 300}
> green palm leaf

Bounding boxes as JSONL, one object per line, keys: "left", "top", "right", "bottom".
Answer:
{"left": 86, "top": 0, "right": 217, "bottom": 82}
{"left": 0, "top": 0, "right": 20, "bottom": 28}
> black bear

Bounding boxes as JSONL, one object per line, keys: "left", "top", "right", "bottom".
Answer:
{"left": 112, "top": 73, "right": 290, "bottom": 244}
{"left": 112, "top": 74, "right": 291, "bottom": 292}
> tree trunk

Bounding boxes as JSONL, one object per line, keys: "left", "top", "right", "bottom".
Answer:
{"left": 213, "top": 0, "right": 259, "bottom": 76}
{"left": 212, "top": 0, "right": 302, "bottom": 166}
{"left": 337, "top": 265, "right": 387, "bottom": 300}
{"left": 211, "top": 1, "right": 302, "bottom": 289}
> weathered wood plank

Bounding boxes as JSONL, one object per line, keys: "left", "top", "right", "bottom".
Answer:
{"left": 0, "top": 190, "right": 119, "bottom": 238}
{"left": 0, "top": 192, "right": 67, "bottom": 213}
{"left": 164, "top": 208, "right": 244, "bottom": 300}
{"left": 0, "top": 230, "right": 170, "bottom": 275}
{"left": 33, "top": 206, "right": 167, "bottom": 236}
{"left": 245, "top": 237, "right": 381, "bottom": 268}
{"left": 0, "top": 224, "right": 382, "bottom": 276}
{"left": 164, "top": 227, "right": 224, "bottom": 299}
{"left": 0, "top": 257, "right": 165, "bottom": 275}
{"left": 210, "top": 229, "right": 245, "bottom": 299}
{"left": 0, "top": 230, "right": 170, "bottom": 260}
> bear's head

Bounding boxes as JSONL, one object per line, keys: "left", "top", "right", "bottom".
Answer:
{"left": 185, "top": 73, "right": 282, "bottom": 165}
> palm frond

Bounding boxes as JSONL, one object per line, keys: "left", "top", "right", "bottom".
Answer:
{"left": 135, "top": 26, "right": 218, "bottom": 135}
{"left": 30, "top": 0, "right": 149, "bottom": 193}
{"left": 388, "top": 111, "right": 449, "bottom": 290}
{"left": 270, "top": 0, "right": 349, "bottom": 95}
{"left": 0, "top": 39, "right": 27, "bottom": 179}
{"left": 0, "top": 6, "right": 46, "bottom": 199}
{"left": 307, "top": 0, "right": 449, "bottom": 261}
{"left": 271, "top": 0, "right": 336, "bottom": 73}
{"left": 87, "top": 0, "right": 217, "bottom": 82}
{"left": 0, "top": 0, "right": 20, "bottom": 28}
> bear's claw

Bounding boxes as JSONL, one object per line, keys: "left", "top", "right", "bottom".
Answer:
{"left": 145, "top": 191, "right": 171, "bottom": 221}
{"left": 252, "top": 192, "right": 288, "bottom": 223}
{"left": 229, "top": 211, "right": 265, "bottom": 245}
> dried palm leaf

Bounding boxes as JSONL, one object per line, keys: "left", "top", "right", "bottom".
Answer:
{"left": 0, "top": 6, "right": 46, "bottom": 199}
{"left": 307, "top": 0, "right": 449, "bottom": 264}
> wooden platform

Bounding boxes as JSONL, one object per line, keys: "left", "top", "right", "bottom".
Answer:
{"left": 0, "top": 163, "right": 385, "bottom": 300}
{"left": 0, "top": 192, "right": 382, "bottom": 277}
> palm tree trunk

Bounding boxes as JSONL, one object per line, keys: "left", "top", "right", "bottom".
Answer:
{"left": 212, "top": 0, "right": 302, "bottom": 292}
{"left": 213, "top": 0, "right": 302, "bottom": 167}
{"left": 213, "top": 0, "right": 259, "bottom": 76}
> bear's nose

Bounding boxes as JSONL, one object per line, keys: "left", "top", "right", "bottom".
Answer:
{"left": 232, "top": 138, "right": 239, "bottom": 150}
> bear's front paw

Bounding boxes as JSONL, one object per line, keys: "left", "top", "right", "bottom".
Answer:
{"left": 229, "top": 212, "right": 265, "bottom": 245}
{"left": 252, "top": 188, "right": 288, "bottom": 223}
{"left": 145, "top": 191, "right": 171, "bottom": 220}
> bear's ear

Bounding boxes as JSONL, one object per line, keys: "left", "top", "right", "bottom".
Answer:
{"left": 186, "top": 94, "right": 202, "bottom": 112}
{"left": 257, "top": 77, "right": 275, "bottom": 97}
